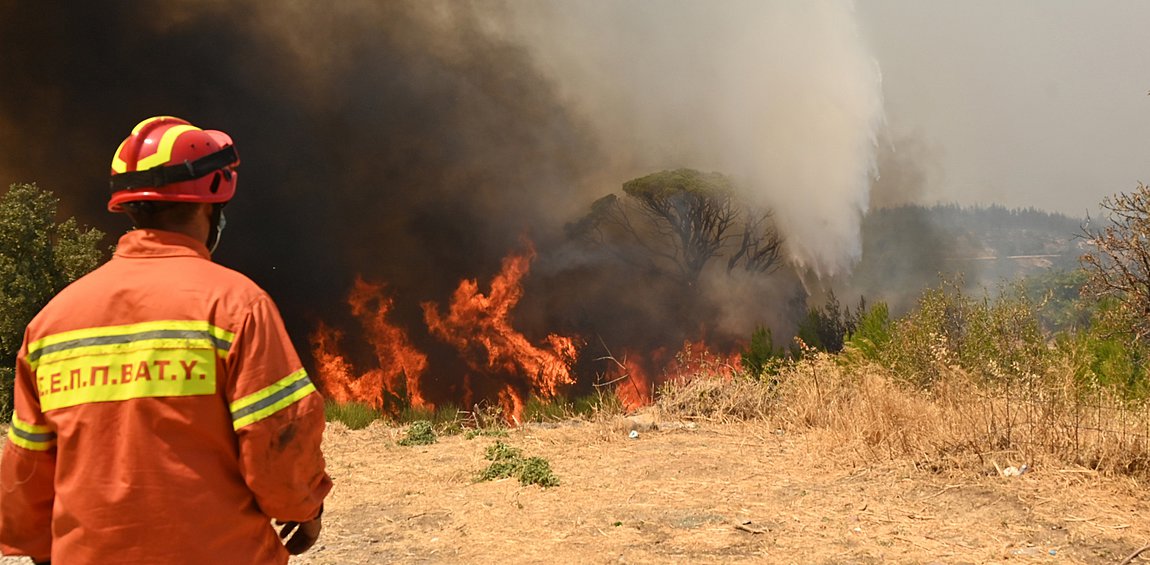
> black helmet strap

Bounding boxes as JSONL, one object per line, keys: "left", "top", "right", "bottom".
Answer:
{"left": 109, "top": 145, "right": 238, "bottom": 192}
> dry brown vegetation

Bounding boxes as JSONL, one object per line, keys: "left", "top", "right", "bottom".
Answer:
{"left": 661, "top": 354, "right": 1150, "bottom": 479}
{"left": 281, "top": 357, "right": 1150, "bottom": 564}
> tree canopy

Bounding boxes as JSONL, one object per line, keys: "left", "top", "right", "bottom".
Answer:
{"left": 570, "top": 168, "right": 783, "bottom": 286}
{"left": 0, "top": 183, "right": 105, "bottom": 411}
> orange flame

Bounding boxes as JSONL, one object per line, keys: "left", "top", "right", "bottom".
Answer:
{"left": 309, "top": 241, "right": 749, "bottom": 421}
{"left": 604, "top": 341, "right": 738, "bottom": 411}
{"left": 309, "top": 277, "right": 429, "bottom": 412}
{"left": 423, "top": 241, "right": 577, "bottom": 421}
{"left": 664, "top": 340, "right": 739, "bottom": 383}
{"left": 608, "top": 352, "right": 652, "bottom": 412}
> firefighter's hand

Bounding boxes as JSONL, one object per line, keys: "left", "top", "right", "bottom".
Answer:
{"left": 277, "top": 516, "right": 322, "bottom": 555}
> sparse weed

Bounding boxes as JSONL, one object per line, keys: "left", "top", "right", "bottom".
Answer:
{"left": 522, "top": 394, "right": 604, "bottom": 423}
{"left": 324, "top": 400, "right": 382, "bottom": 430}
{"left": 464, "top": 428, "right": 508, "bottom": 440}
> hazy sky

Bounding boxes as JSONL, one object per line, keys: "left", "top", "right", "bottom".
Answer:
{"left": 855, "top": 1, "right": 1150, "bottom": 216}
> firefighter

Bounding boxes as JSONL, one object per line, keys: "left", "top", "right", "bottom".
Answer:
{"left": 0, "top": 116, "right": 332, "bottom": 564}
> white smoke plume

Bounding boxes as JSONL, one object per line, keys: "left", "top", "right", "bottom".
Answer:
{"left": 492, "top": 0, "right": 885, "bottom": 279}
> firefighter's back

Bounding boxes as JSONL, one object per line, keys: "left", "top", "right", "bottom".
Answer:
{"left": 25, "top": 229, "right": 290, "bottom": 564}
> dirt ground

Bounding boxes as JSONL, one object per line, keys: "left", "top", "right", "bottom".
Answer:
{"left": 292, "top": 415, "right": 1150, "bottom": 565}
{"left": 5, "top": 414, "right": 1150, "bottom": 564}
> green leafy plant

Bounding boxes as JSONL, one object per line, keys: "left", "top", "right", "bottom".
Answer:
{"left": 477, "top": 441, "right": 524, "bottom": 480}
{"left": 398, "top": 420, "right": 437, "bottom": 446}
{"left": 476, "top": 441, "right": 559, "bottom": 487}
{"left": 882, "top": 279, "right": 1048, "bottom": 387}
{"left": 517, "top": 457, "right": 559, "bottom": 488}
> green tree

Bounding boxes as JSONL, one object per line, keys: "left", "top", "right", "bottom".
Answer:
{"left": 795, "top": 292, "right": 859, "bottom": 354}
{"left": 0, "top": 183, "right": 105, "bottom": 414}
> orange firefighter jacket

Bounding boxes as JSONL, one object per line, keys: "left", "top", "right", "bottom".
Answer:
{"left": 0, "top": 229, "right": 332, "bottom": 564}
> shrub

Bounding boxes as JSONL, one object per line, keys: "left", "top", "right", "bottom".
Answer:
{"left": 477, "top": 441, "right": 523, "bottom": 480}
{"left": 517, "top": 457, "right": 560, "bottom": 487}
{"left": 476, "top": 441, "right": 559, "bottom": 487}
{"left": 844, "top": 301, "right": 891, "bottom": 362}
{"left": 1055, "top": 301, "right": 1150, "bottom": 395}
{"left": 1080, "top": 182, "right": 1150, "bottom": 341}
{"left": 0, "top": 183, "right": 105, "bottom": 417}
{"left": 740, "top": 325, "right": 787, "bottom": 379}
{"left": 882, "top": 280, "right": 1048, "bottom": 387}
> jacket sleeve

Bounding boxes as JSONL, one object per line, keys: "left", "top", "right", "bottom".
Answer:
{"left": 226, "top": 294, "right": 332, "bottom": 522}
{"left": 0, "top": 334, "right": 56, "bottom": 561}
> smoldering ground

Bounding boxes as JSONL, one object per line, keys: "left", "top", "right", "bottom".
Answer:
{"left": 1, "top": 1, "right": 896, "bottom": 401}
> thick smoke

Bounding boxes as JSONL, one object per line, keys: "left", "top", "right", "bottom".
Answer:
{"left": 0, "top": 1, "right": 885, "bottom": 401}
{"left": 497, "top": 1, "right": 885, "bottom": 279}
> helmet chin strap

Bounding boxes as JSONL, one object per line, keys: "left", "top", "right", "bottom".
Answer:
{"left": 207, "top": 204, "right": 227, "bottom": 254}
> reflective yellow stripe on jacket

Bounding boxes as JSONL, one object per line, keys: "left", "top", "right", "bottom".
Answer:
{"left": 26, "top": 320, "right": 234, "bottom": 412}
{"left": 230, "top": 369, "right": 316, "bottom": 430}
{"left": 8, "top": 414, "right": 56, "bottom": 451}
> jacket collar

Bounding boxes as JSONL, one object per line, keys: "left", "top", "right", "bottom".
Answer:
{"left": 114, "top": 229, "right": 211, "bottom": 260}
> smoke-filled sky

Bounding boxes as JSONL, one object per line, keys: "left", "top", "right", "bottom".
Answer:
{"left": 857, "top": 0, "right": 1150, "bottom": 217}
{"left": 1, "top": 1, "right": 1147, "bottom": 391}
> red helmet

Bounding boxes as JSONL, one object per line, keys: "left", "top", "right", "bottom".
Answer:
{"left": 108, "top": 116, "right": 240, "bottom": 212}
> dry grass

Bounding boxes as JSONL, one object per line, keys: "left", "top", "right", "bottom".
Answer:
{"left": 277, "top": 416, "right": 1150, "bottom": 564}
{"left": 657, "top": 354, "right": 1150, "bottom": 479}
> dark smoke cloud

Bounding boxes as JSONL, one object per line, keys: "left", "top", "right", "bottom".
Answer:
{"left": 0, "top": 1, "right": 603, "bottom": 401}
{"left": 1, "top": 0, "right": 888, "bottom": 401}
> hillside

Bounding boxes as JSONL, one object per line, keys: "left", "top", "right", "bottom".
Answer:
{"left": 845, "top": 204, "right": 1086, "bottom": 313}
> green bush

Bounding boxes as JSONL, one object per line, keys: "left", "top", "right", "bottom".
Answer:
{"left": 476, "top": 441, "right": 559, "bottom": 487}
{"left": 882, "top": 280, "right": 1048, "bottom": 387}
{"left": 398, "top": 420, "right": 437, "bottom": 446}
{"left": 1022, "top": 269, "right": 1091, "bottom": 333}
{"left": 324, "top": 400, "right": 382, "bottom": 430}
{"left": 1055, "top": 301, "right": 1150, "bottom": 395}
{"left": 517, "top": 457, "right": 560, "bottom": 487}
{"left": 477, "top": 441, "right": 524, "bottom": 480}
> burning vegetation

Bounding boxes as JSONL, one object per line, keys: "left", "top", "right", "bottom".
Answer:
{"left": 308, "top": 235, "right": 749, "bottom": 423}
{"left": 312, "top": 242, "right": 584, "bottom": 422}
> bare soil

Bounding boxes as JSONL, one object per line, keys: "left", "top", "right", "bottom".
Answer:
{"left": 5, "top": 414, "right": 1150, "bottom": 564}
